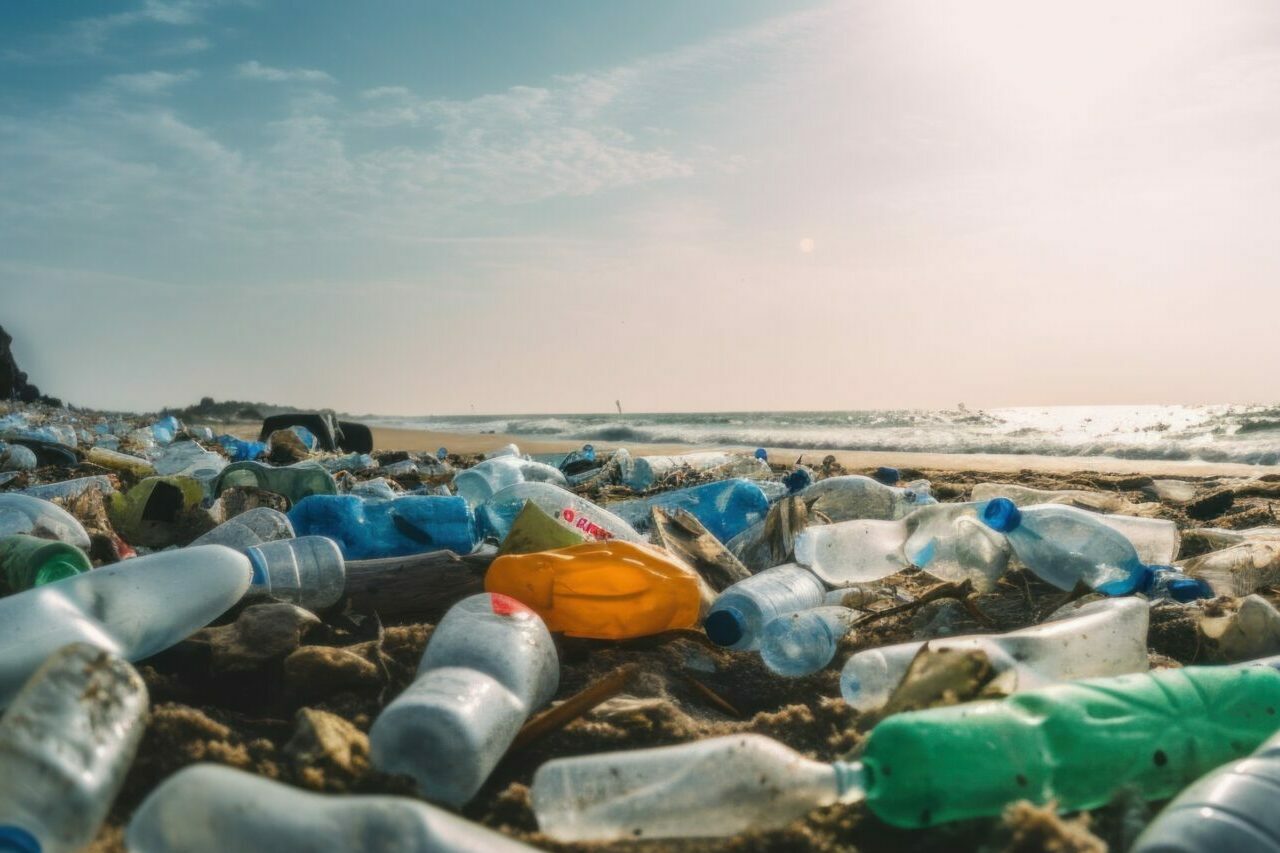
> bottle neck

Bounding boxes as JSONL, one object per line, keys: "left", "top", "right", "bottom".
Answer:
{"left": 0, "top": 826, "right": 41, "bottom": 853}
{"left": 831, "top": 760, "right": 867, "bottom": 804}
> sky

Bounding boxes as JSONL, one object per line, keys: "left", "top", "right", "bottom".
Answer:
{"left": 4, "top": 0, "right": 1280, "bottom": 415}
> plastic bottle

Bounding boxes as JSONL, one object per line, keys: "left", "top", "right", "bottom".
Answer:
{"left": 453, "top": 457, "right": 568, "bottom": 507}
{"left": 536, "top": 663, "right": 1280, "bottom": 837}
{"left": 611, "top": 479, "right": 771, "bottom": 543}
{"left": 212, "top": 460, "right": 338, "bottom": 505}
{"left": 704, "top": 564, "right": 827, "bottom": 651}
{"left": 970, "top": 481, "right": 1129, "bottom": 513}
{"left": 784, "top": 466, "right": 814, "bottom": 493}
{"left": 1180, "top": 540, "right": 1280, "bottom": 598}
{"left": 622, "top": 452, "right": 739, "bottom": 490}
{"left": 0, "top": 544, "right": 251, "bottom": 706}
{"left": 797, "top": 475, "right": 927, "bottom": 522}
{"left": 485, "top": 443, "right": 521, "bottom": 459}
{"left": 126, "top": 763, "right": 537, "bottom": 853}
{"left": 532, "top": 733, "right": 860, "bottom": 841}
{"left": 191, "top": 507, "right": 295, "bottom": 549}
{"left": 485, "top": 540, "right": 703, "bottom": 639}
{"left": 0, "top": 494, "right": 91, "bottom": 549}
{"left": 19, "top": 476, "right": 116, "bottom": 502}
{"left": 873, "top": 466, "right": 900, "bottom": 485}
{"left": 0, "top": 445, "right": 36, "bottom": 472}
{"left": 0, "top": 644, "right": 148, "bottom": 853}
{"left": 0, "top": 534, "right": 91, "bottom": 592}
{"left": 981, "top": 497, "right": 1150, "bottom": 593}
{"left": 760, "top": 605, "right": 860, "bottom": 677}
{"left": 476, "top": 482, "right": 643, "bottom": 544}
{"left": 369, "top": 593, "right": 558, "bottom": 806}
{"left": 1131, "top": 727, "right": 1280, "bottom": 852}
{"left": 86, "top": 445, "right": 156, "bottom": 477}
{"left": 288, "top": 494, "right": 478, "bottom": 559}
{"left": 244, "top": 536, "right": 345, "bottom": 611}
{"left": 152, "top": 440, "right": 227, "bottom": 484}
{"left": 839, "top": 596, "right": 1150, "bottom": 711}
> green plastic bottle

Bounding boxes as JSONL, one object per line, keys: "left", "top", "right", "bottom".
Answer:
{"left": 0, "top": 534, "right": 92, "bottom": 592}
{"left": 860, "top": 664, "right": 1280, "bottom": 828}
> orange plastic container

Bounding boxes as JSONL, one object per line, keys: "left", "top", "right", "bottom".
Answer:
{"left": 485, "top": 540, "right": 703, "bottom": 639}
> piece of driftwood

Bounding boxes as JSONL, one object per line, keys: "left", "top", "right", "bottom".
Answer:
{"left": 512, "top": 663, "right": 639, "bottom": 750}
{"left": 728, "top": 495, "right": 809, "bottom": 572}
{"left": 345, "top": 550, "right": 495, "bottom": 619}
{"left": 651, "top": 506, "right": 751, "bottom": 592}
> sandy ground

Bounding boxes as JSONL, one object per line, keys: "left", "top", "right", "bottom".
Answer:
{"left": 347, "top": 425, "right": 1279, "bottom": 478}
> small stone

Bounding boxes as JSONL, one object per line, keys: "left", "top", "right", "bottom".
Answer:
{"left": 283, "top": 645, "right": 381, "bottom": 699}
{"left": 192, "top": 603, "right": 321, "bottom": 673}
{"left": 267, "top": 429, "right": 311, "bottom": 465}
{"left": 284, "top": 707, "right": 370, "bottom": 781}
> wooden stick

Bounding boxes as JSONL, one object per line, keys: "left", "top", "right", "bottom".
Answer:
{"left": 344, "top": 550, "right": 495, "bottom": 619}
{"left": 678, "top": 671, "right": 743, "bottom": 719}
{"left": 512, "top": 664, "right": 640, "bottom": 750}
{"left": 850, "top": 580, "right": 975, "bottom": 629}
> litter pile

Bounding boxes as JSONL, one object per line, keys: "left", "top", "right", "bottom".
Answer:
{"left": 3, "top": 399, "right": 1280, "bottom": 852}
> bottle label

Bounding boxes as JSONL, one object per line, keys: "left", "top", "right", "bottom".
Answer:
{"left": 559, "top": 508, "right": 613, "bottom": 541}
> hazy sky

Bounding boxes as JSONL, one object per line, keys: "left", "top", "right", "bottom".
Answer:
{"left": 4, "top": 0, "right": 1280, "bottom": 415}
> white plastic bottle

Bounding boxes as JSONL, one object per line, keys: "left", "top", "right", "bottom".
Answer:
{"left": 532, "top": 733, "right": 862, "bottom": 842}
{"left": 369, "top": 593, "right": 559, "bottom": 806}
{"left": 0, "top": 495, "right": 91, "bottom": 549}
{"left": 797, "top": 475, "right": 925, "bottom": 522}
{"left": 839, "top": 596, "right": 1150, "bottom": 711}
{"left": 622, "top": 452, "right": 739, "bottom": 490}
{"left": 192, "top": 507, "right": 296, "bottom": 549}
{"left": 477, "top": 482, "right": 644, "bottom": 544}
{"left": 0, "top": 545, "right": 252, "bottom": 707}
{"left": 126, "top": 763, "right": 538, "bottom": 852}
{"left": 0, "top": 643, "right": 148, "bottom": 853}
{"left": 703, "top": 564, "right": 827, "bottom": 651}
{"left": 244, "top": 536, "right": 345, "bottom": 611}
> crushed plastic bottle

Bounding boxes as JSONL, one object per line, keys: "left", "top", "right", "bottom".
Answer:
{"left": 0, "top": 544, "right": 251, "bottom": 706}
{"left": 622, "top": 452, "right": 739, "bottom": 491}
{"left": 760, "top": 605, "right": 861, "bottom": 677}
{"left": 126, "top": 763, "right": 538, "bottom": 853}
{"left": 704, "top": 564, "right": 827, "bottom": 651}
{"left": 213, "top": 460, "right": 338, "bottom": 505}
{"left": 486, "top": 540, "right": 704, "bottom": 639}
{"left": 288, "top": 494, "right": 478, "bottom": 559}
{"left": 611, "top": 478, "right": 771, "bottom": 543}
{"left": 1132, "top": 725, "right": 1280, "bottom": 852}
{"left": 191, "top": 507, "right": 295, "bottom": 549}
{"left": 0, "top": 445, "right": 36, "bottom": 472}
{"left": 477, "top": 482, "right": 644, "bottom": 544}
{"left": 369, "top": 593, "right": 558, "bottom": 806}
{"left": 532, "top": 733, "right": 861, "bottom": 841}
{"left": 0, "top": 495, "right": 90, "bottom": 549}
{"left": 0, "top": 535, "right": 91, "bottom": 592}
{"left": 798, "top": 475, "right": 929, "bottom": 522}
{"left": 244, "top": 536, "right": 345, "bottom": 611}
{"left": 840, "top": 596, "right": 1150, "bottom": 711}
{"left": 0, "top": 644, "right": 148, "bottom": 853}
{"left": 19, "top": 476, "right": 116, "bottom": 502}
{"left": 453, "top": 457, "right": 569, "bottom": 507}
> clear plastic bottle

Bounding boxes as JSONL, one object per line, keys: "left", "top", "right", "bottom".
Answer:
{"left": 0, "top": 495, "right": 91, "bottom": 549}
{"left": 704, "top": 564, "right": 827, "bottom": 650}
{"left": 622, "top": 452, "right": 739, "bottom": 490}
{"left": 151, "top": 440, "right": 227, "bottom": 487}
{"left": 840, "top": 596, "right": 1150, "bottom": 711}
{"left": 532, "top": 733, "right": 862, "bottom": 842}
{"left": 970, "top": 482, "right": 1128, "bottom": 513}
{"left": 244, "top": 536, "right": 345, "bottom": 611}
{"left": 611, "top": 478, "right": 771, "bottom": 543}
{"left": 0, "top": 643, "right": 147, "bottom": 853}
{"left": 797, "top": 475, "right": 925, "bottom": 522}
{"left": 126, "top": 763, "right": 538, "bottom": 853}
{"left": 1132, "top": 726, "right": 1280, "bottom": 853}
{"left": 19, "top": 476, "right": 116, "bottom": 502}
{"left": 453, "top": 457, "right": 568, "bottom": 507}
{"left": 485, "top": 443, "right": 521, "bottom": 459}
{"left": 192, "top": 507, "right": 296, "bottom": 549}
{"left": 760, "top": 605, "right": 861, "bottom": 677}
{"left": 0, "top": 544, "right": 252, "bottom": 706}
{"left": 980, "top": 497, "right": 1146, "bottom": 593}
{"left": 476, "top": 482, "right": 643, "bottom": 544}
{"left": 369, "top": 593, "right": 559, "bottom": 806}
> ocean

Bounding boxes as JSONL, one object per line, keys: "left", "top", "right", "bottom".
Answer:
{"left": 371, "top": 404, "right": 1280, "bottom": 466}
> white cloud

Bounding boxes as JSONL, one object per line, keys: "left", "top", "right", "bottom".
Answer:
{"left": 105, "top": 69, "right": 199, "bottom": 95}
{"left": 156, "top": 36, "right": 212, "bottom": 56}
{"left": 6, "top": 1, "right": 216, "bottom": 61}
{"left": 236, "top": 61, "right": 334, "bottom": 84}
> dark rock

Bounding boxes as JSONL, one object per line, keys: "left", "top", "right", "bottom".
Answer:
{"left": 1185, "top": 489, "right": 1234, "bottom": 521}
{"left": 0, "top": 326, "right": 47, "bottom": 403}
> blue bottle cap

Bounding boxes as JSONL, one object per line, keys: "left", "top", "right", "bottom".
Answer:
{"left": 704, "top": 608, "right": 746, "bottom": 647}
{"left": 873, "top": 466, "right": 900, "bottom": 485}
{"left": 784, "top": 467, "right": 814, "bottom": 494}
{"left": 436, "top": 447, "right": 448, "bottom": 460}
{"left": 981, "top": 498, "right": 1022, "bottom": 533}
{"left": 583, "top": 444, "right": 596, "bottom": 461}
{"left": 0, "top": 826, "right": 41, "bottom": 853}
{"left": 755, "top": 448, "right": 768, "bottom": 461}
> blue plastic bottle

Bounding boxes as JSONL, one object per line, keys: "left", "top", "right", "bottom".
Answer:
{"left": 611, "top": 479, "right": 770, "bottom": 543}
{"left": 288, "top": 495, "right": 478, "bottom": 559}
{"left": 981, "top": 498, "right": 1211, "bottom": 600}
